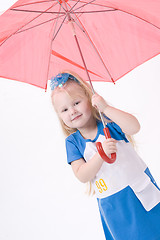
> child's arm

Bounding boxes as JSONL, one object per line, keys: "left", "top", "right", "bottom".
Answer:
{"left": 92, "top": 93, "right": 140, "bottom": 135}
{"left": 71, "top": 138, "right": 117, "bottom": 183}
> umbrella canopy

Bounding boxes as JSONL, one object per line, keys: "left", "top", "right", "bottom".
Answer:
{"left": 0, "top": 0, "right": 160, "bottom": 90}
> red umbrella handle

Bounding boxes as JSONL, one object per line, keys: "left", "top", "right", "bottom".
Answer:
{"left": 96, "top": 127, "right": 116, "bottom": 164}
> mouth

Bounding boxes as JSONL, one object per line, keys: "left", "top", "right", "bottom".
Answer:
{"left": 71, "top": 114, "right": 82, "bottom": 121}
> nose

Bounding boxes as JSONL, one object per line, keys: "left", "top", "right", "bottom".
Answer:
{"left": 69, "top": 106, "right": 77, "bottom": 115}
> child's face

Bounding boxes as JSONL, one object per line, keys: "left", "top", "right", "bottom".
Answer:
{"left": 53, "top": 82, "right": 93, "bottom": 130}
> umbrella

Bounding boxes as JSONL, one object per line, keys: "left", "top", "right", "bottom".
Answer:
{"left": 0, "top": 0, "right": 160, "bottom": 163}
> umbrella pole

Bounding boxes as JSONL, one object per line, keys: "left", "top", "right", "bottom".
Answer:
{"left": 72, "top": 24, "right": 106, "bottom": 128}
{"left": 61, "top": 1, "right": 106, "bottom": 128}
{"left": 61, "top": 0, "right": 116, "bottom": 163}
{"left": 72, "top": 24, "right": 107, "bottom": 128}
{"left": 72, "top": 25, "right": 116, "bottom": 164}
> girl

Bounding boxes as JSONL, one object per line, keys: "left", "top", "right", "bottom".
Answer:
{"left": 51, "top": 71, "right": 160, "bottom": 240}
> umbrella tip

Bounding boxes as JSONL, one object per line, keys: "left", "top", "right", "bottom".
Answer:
{"left": 111, "top": 78, "right": 115, "bottom": 85}
{"left": 45, "top": 82, "right": 48, "bottom": 92}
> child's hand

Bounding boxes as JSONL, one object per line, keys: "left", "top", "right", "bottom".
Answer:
{"left": 101, "top": 138, "right": 117, "bottom": 156}
{"left": 92, "top": 93, "right": 108, "bottom": 112}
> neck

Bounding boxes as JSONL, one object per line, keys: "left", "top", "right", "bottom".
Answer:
{"left": 78, "top": 117, "right": 97, "bottom": 140}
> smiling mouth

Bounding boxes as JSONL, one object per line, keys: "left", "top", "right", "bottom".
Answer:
{"left": 72, "top": 114, "right": 82, "bottom": 121}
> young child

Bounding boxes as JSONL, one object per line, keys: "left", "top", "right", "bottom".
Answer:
{"left": 51, "top": 71, "right": 160, "bottom": 240}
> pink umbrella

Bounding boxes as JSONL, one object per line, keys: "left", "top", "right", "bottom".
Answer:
{"left": 0, "top": 0, "right": 160, "bottom": 89}
{"left": 0, "top": 0, "right": 160, "bottom": 163}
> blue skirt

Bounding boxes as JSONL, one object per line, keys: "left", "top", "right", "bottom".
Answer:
{"left": 97, "top": 169, "right": 160, "bottom": 240}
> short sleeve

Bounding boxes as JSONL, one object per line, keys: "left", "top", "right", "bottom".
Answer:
{"left": 65, "top": 137, "right": 83, "bottom": 164}
{"left": 107, "top": 122, "right": 129, "bottom": 142}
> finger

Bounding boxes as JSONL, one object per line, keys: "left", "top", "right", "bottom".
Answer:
{"left": 109, "top": 151, "right": 116, "bottom": 154}
{"left": 109, "top": 147, "right": 117, "bottom": 152}
{"left": 91, "top": 98, "right": 97, "bottom": 107}
{"left": 109, "top": 144, "right": 117, "bottom": 149}
{"left": 108, "top": 144, "right": 117, "bottom": 149}
{"left": 108, "top": 147, "right": 117, "bottom": 153}
{"left": 105, "top": 138, "right": 117, "bottom": 143}
{"left": 106, "top": 137, "right": 116, "bottom": 141}
{"left": 107, "top": 143, "right": 116, "bottom": 148}
{"left": 92, "top": 103, "right": 98, "bottom": 109}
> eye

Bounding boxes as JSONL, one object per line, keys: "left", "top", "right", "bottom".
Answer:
{"left": 62, "top": 108, "right": 68, "bottom": 112}
{"left": 74, "top": 101, "right": 80, "bottom": 106}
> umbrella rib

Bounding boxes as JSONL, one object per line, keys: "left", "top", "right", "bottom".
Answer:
{"left": 10, "top": 0, "right": 54, "bottom": 9}
{"left": 0, "top": 2, "right": 59, "bottom": 46}
{"left": 55, "top": 0, "right": 67, "bottom": 13}
{"left": 71, "top": 0, "right": 115, "bottom": 10}
{"left": 72, "top": 9, "right": 117, "bottom": 14}
{"left": 67, "top": 0, "right": 96, "bottom": 13}
{"left": 71, "top": 13, "right": 114, "bottom": 83}
{"left": 45, "top": 4, "right": 64, "bottom": 90}
{"left": 11, "top": 8, "right": 66, "bottom": 14}
{"left": 15, "top": 15, "right": 64, "bottom": 34}
{"left": 67, "top": 0, "right": 82, "bottom": 13}
{"left": 14, "top": 2, "right": 64, "bottom": 33}
{"left": 72, "top": 0, "right": 115, "bottom": 13}
{"left": 52, "top": 4, "right": 63, "bottom": 38}
{"left": 66, "top": 0, "right": 117, "bottom": 16}
{"left": 72, "top": 0, "right": 96, "bottom": 10}
{"left": 11, "top": 0, "right": 65, "bottom": 14}
{"left": 67, "top": 0, "right": 117, "bottom": 15}
{"left": 52, "top": 15, "right": 67, "bottom": 41}
{"left": 117, "top": 9, "right": 160, "bottom": 30}
{"left": 12, "top": 1, "right": 110, "bottom": 21}
{"left": 11, "top": 8, "right": 117, "bottom": 14}
{"left": 71, "top": 1, "right": 160, "bottom": 30}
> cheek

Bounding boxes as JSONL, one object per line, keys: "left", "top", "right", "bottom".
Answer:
{"left": 59, "top": 113, "right": 69, "bottom": 124}
{"left": 83, "top": 102, "right": 92, "bottom": 114}
{"left": 59, "top": 112, "right": 65, "bottom": 121}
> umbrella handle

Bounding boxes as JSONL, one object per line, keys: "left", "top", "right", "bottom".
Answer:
{"left": 96, "top": 127, "right": 116, "bottom": 164}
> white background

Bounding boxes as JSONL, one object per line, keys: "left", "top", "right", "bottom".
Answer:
{"left": 0, "top": 1, "right": 160, "bottom": 240}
